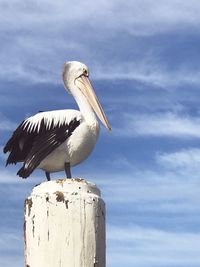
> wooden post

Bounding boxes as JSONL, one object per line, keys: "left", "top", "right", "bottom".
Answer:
{"left": 24, "top": 178, "right": 105, "bottom": 267}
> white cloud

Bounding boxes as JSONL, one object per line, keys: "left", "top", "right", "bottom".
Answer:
{"left": 0, "top": 114, "right": 17, "bottom": 131}
{"left": 2, "top": 0, "right": 200, "bottom": 36}
{"left": 0, "top": 168, "right": 44, "bottom": 184}
{"left": 0, "top": 146, "right": 7, "bottom": 161}
{"left": 105, "top": 154, "right": 133, "bottom": 168}
{"left": 2, "top": 165, "right": 200, "bottom": 214}
{"left": 107, "top": 224, "right": 200, "bottom": 267}
{"left": 114, "top": 112, "right": 200, "bottom": 138}
{"left": 100, "top": 172, "right": 200, "bottom": 212}
{"left": 94, "top": 61, "right": 200, "bottom": 88}
{"left": 157, "top": 148, "right": 200, "bottom": 168}
{"left": 0, "top": 231, "right": 23, "bottom": 267}
{"left": 0, "top": 169, "right": 25, "bottom": 183}
{"left": 0, "top": 231, "right": 22, "bottom": 251}
{"left": 1, "top": 0, "right": 200, "bottom": 85}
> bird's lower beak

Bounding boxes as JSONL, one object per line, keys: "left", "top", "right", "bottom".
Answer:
{"left": 75, "top": 75, "right": 111, "bottom": 131}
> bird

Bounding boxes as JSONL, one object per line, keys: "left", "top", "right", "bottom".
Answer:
{"left": 3, "top": 61, "right": 111, "bottom": 181}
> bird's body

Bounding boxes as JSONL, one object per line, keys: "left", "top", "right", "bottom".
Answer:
{"left": 24, "top": 109, "right": 99, "bottom": 173}
{"left": 4, "top": 61, "right": 111, "bottom": 180}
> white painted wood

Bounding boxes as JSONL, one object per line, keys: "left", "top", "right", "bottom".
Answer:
{"left": 24, "top": 178, "right": 105, "bottom": 267}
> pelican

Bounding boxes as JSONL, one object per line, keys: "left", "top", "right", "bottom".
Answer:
{"left": 3, "top": 61, "right": 111, "bottom": 180}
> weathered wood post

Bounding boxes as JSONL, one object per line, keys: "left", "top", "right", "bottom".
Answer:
{"left": 24, "top": 178, "right": 105, "bottom": 267}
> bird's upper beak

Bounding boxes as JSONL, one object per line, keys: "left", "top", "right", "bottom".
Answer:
{"left": 75, "top": 75, "right": 111, "bottom": 131}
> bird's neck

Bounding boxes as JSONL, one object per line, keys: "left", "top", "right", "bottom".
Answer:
{"left": 73, "top": 87, "right": 99, "bottom": 130}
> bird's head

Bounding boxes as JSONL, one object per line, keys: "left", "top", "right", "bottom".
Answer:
{"left": 62, "top": 61, "right": 89, "bottom": 91}
{"left": 62, "top": 61, "right": 111, "bottom": 131}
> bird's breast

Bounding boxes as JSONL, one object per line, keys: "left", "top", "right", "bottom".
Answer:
{"left": 67, "top": 120, "right": 100, "bottom": 166}
{"left": 38, "top": 120, "right": 100, "bottom": 172}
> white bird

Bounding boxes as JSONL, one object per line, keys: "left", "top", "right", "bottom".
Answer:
{"left": 4, "top": 61, "right": 111, "bottom": 180}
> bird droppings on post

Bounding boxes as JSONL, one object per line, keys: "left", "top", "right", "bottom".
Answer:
{"left": 24, "top": 178, "right": 105, "bottom": 267}
{"left": 25, "top": 198, "right": 33, "bottom": 216}
{"left": 24, "top": 220, "right": 27, "bottom": 256}
{"left": 55, "top": 191, "right": 65, "bottom": 202}
{"left": 102, "top": 210, "right": 105, "bottom": 219}
{"left": 32, "top": 215, "right": 35, "bottom": 238}
{"left": 38, "top": 236, "right": 40, "bottom": 247}
{"left": 48, "top": 229, "right": 50, "bottom": 241}
{"left": 65, "top": 199, "right": 69, "bottom": 209}
{"left": 56, "top": 179, "right": 66, "bottom": 186}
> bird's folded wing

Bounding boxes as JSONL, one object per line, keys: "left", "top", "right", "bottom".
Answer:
{"left": 17, "top": 118, "right": 80, "bottom": 178}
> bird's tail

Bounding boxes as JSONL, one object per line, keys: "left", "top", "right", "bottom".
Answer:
{"left": 17, "top": 166, "right": 33, "bottom": 178}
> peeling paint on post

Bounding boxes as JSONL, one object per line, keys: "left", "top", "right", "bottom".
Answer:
{"left": 24, "top": 178, "right": 105, "bottom": 267}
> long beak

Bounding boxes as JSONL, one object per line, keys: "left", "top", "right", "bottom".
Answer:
{"left": 75, "top": 75, "right": 111, "bottom": 131}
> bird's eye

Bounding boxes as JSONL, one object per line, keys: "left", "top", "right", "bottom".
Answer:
{"left": 83, "top": 68, "right": 88, "bottom": 76}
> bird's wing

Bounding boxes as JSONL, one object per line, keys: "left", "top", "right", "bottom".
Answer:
{"left": 17, "top": 118, "right": 80, "bottom": 178}
{"left": 4, "top": 110, "right": 81, "bottom": 178}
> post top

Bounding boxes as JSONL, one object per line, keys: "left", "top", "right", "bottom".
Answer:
{"left": 31, "top": 178, "right": 101, "bottom": 197}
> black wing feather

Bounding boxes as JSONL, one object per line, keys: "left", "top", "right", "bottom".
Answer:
{"left": 3, "top": 121, "right": 38, "bottom": 164}
{"left": 4, "top": 117, "right": 80, "bottom": 178}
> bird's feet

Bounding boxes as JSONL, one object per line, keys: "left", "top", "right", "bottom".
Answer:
{"left": 65, "top": 162, "right": 72, "bottom": 178}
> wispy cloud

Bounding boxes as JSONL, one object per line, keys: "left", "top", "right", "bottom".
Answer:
{"left": 105, "top": 154, "right": 133, "bottom": 169}
{"left": 157, "top": 148, "right": 200, "bottom": 168}
{"left": 94, "top": 61, "right": 200, "bottom": 88}
{"left": 0, "top": 230, "right": 23, "bottom": 267}
{"left": 1, "top": 1, "right": 200, "bottom": 85}
{"left": 0, "top": 114, "right": 16, "bottom": 131}
{"left": 2, "top": 0, "right": 200, "bottom": 36}
{"left": 0, "top": 168, "right": 43, "bottom": 184}
{"left": 114, "top": 112, "right": 200, "bottom": 138}
{"left": 99, "top": 171, "right": 200, "bottom": 212}
{"left": 0, "top": 146, "right": 7, "bottom": 161}
{"left": 107, "top": 224, "right": 200, "bottom": 267}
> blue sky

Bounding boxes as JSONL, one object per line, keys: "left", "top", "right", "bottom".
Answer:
{"left": 1, "top": 0, "right": 200, "bottom": 266}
